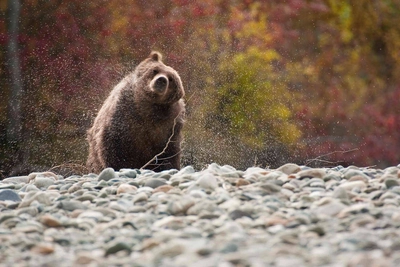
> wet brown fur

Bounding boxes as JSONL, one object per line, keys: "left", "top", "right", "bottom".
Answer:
{"left": 87, "top": 52, "right": 185, "bottom": 173}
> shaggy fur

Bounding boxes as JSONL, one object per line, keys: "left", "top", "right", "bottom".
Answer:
{"left": 87, "top": 52, "right": 185, "bottom": 173}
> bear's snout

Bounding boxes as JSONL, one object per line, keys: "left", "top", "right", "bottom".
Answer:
{"left": 152, "top": 74, "right": 169, "bottom": 93}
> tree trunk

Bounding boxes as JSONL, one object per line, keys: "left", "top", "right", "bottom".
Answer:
{"left": 5, "top": 0, "right": 24, "bottom": 172}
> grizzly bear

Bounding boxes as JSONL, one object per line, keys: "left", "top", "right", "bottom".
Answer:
{"left": 87, "top": 51, "right": 185, "bottom": 173}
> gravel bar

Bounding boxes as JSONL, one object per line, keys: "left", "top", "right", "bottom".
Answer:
{"left": 1, "top": 163, "right": 400, "bottom": 266}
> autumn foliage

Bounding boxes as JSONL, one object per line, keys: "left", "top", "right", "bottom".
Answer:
{"left": 1, "top": 0, "right": 399, "bottom": 175}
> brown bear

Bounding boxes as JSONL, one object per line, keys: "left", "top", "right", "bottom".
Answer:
{"left": 87, "top": 51, "right": 185, "bottom": 173}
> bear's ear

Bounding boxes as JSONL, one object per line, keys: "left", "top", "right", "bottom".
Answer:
{"left": 150, "top": 51, "right": 162, "bottom": 62}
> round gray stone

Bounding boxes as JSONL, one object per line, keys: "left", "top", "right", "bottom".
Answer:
{"left": 0, "top": 189, "right": 21, "bottom": 202}
{"left": 57, "top": 200, "right": 88, "bottom": 211}
{"left": 385, "top": 179, "right": 399, "bottom": 189}
{"left": 229, "top": 209, "right": 252, "bottom": 220}
{"left": 144, "top": 178, "right": 167, "bottom": 189}
{"left": 98, "top": 168, "right": 118, "bottom": 181}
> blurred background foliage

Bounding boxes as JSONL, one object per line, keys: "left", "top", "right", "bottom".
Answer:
{"left": 1, "top": 0, "right": 399, "bottom": 176}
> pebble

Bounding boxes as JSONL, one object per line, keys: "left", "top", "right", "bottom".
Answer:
{"left": 144, "top": 178, "right": 167, "bottom": 188}
{"left": 32, "top": 177, "right": 55, "bottom": 189}
{"left": 333, "top": 187, "right": 350, "bottom": 201}
{"left": 229, "top": 209, "right": 252, "bottom": 220}
{"left": 153, "top": 184, "right": 174, "bottom": 193}
{"left": 105, "top": 241, "right": 131, "bottom": 256}
{"left": 187, "top": 200, "right": 218, "bottom": 216}
{"left": 133, "top": 192, "right": 148, "bottom": 203}
{"left": 2, "top": 176, "right": 30, "bottom": 184}
{"left": 385, "top": 178, "right": 399, "bottom": 189}
{"left": 117, "top": 184, "right": 137, "bottom": 194}
{"left": 277, "top": 163, "right": 301, "bottom": 175}
{"left": 19, "top": 191, "right": 52, "bottom": 208}
{"left": 0, "top": 189, "right": 21, "bottom": 202}
{"left": 197, "top": 173, "right": 218, "bottom": 191}
{"left": 98, "top": 168, "right": 118, "bottom": 181}
{"left": 119, "top": 169, "right": 138, "bottom": 178}
{"left": 179, "top": 165, "right": 196, "bottom": 174}
{"left": 236, "top": 178, "right": 250, "bottom": 186}
{"left": 260, "top": 182, "right": 282, "bottom": 193}
{"left": 28, "top": 171, "right": 59, "bottom": 181}
{"left": 167, "top": 196, "right": 195, "bottom": 215}
{"left": 339, "top": 180, "right": 367, "bottom": 191}
{"left": 30, "top": 243, "right": 55, "bottom": 254}
{"left": 312, "top": 198, "right": 347, "bottom": 217}
{"left": 297, "top": 168, "right": 326, "bottom": 179}
{"left": 78, "top": 210, "right": 104, "bottom": 221}
{"left": 40, "top": 214, "right": 62, "bottom": 227}
{"left": 57, "top": 200, "right": 88, "bottom": 211}
{"left": 343, "top": 169, "right": 370, "bottom": 180}
{"left": 0, "top": 164, "right": 399, "bottom": 266}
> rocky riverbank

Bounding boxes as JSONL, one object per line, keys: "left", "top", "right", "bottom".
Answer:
{"left": 1, "top": 163, "right": 400, "bottom": 266}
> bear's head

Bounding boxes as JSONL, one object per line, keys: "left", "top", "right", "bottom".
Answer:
{"left": 134, "top": 51, "right": 185, "bottom": 104}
